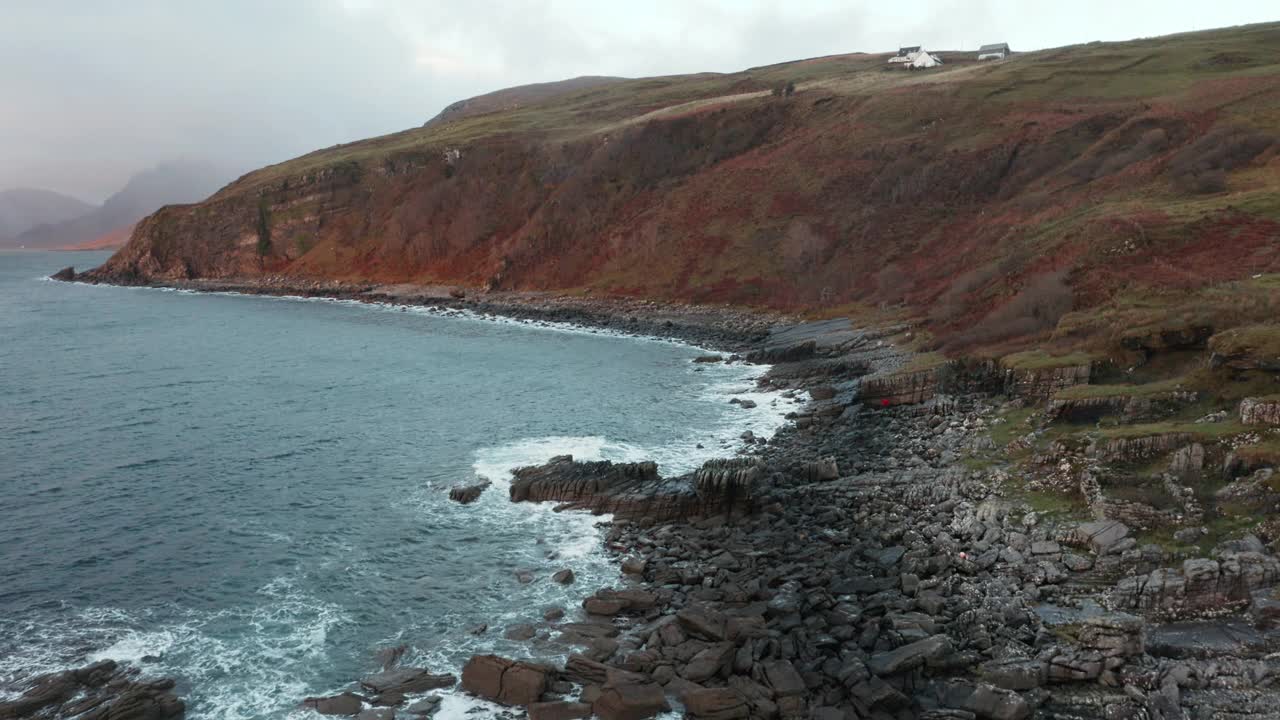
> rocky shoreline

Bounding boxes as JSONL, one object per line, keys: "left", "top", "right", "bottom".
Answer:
{"left": 54, "top": 268, "right": 791, "bottom": 354}
{"left": 21, "top": 270, "right": 1280, "bottom": 719}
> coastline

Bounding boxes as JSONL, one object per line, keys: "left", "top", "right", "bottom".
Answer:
{"left": 17, "top": 269, "right": 1280, "bottom": 720}
{"left": 59, "top": 271, "right": 794, "bottom": 355}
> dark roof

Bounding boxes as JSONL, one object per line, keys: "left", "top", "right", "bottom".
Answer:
{"left": 897, "top": 46, "right": 921, "bottom": 57}
{"left": 979, "top": 43, "right": 1011, "bottom": 53}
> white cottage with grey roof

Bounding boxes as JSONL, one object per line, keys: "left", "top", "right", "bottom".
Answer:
{"left": 978, "top": 43, "right": 1012, "bottom": 61}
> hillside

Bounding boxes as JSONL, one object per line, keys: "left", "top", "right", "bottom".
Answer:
{"left": 90, "top": 23, "right": 1280, "bottom": 360}
{"left": 0, "top": 189, "right": 94, "bottom": 241}
{"left": 12, "top": 161, "right": 226, "bottom": 249}
{"left": 424, "top": 75, "right": 626, "bottom": 126}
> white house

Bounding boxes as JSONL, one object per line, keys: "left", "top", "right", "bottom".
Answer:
{"left": 978, "top": 43, "right": 1011, "bottom": 61}
{"left": 910, "top": 51, "right": 943, "bottom": 69}
{"left": 888, "top": 46, "right": 922, "bottom": 64}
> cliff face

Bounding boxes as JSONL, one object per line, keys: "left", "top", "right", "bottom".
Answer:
{"left": 90, "top": 23, "right": 1280, "bottom": 351}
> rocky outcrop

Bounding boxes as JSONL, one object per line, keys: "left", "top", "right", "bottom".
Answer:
{"left": 860, "top": 359, "right": 1091, "bottom": 407}
{"left": 358, "top": 667, "right": 455, "bottom": 695}
{"left": 449, "top": 479, "right": 491, "bottom": 504}
{"left": 509, "top": 455, "right": 762, "bottom": 524}
{"left": 0, "top": 660, "right": 184, "bottom": 720}
{"left": 460, "top": 655, "right": 550, "bottom": 706}
{"left": 49, "top": 266, "right": 76, "bottom": 282}
{"left": 1216, "top": 468, "right": 1280, "bottom": 512}
{"left": 1002, "top": 363, "right": 1092, "bottom": 400}
{"left": 1121, "top": 325, "right": 1215, "bottom": 354}
{"left": 301, "top": 693, "right": 365, "bottom": 715}
{"left": 860, "top": 368, "right": 941, "bottom": 406}
{"left": 1240, "top": 397, "right": 1280, "bottom": 426}
{"left": 1046, "top": 391, "right": 1197, "bottom": 423}
{"left": 1112, "top": 552, "right": 1280, "bottom": 618}
{"left": 1090, "top": 433, "right": 1195, "bottom": 463}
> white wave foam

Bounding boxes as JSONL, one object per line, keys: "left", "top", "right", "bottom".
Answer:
{"left": 1, "top": 577, "right": 350, "bottom": 720}
{"left": 62, "top": 279, "right": 756, "bottom": 357}
{"left": 86, "top": 628, "right": 178, "bottom": 664}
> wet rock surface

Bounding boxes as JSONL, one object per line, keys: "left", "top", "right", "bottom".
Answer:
{"left": 0, "top": 660, "right": 184, "bottom": 720}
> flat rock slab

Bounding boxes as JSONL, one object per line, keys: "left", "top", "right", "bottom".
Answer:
{"left": 1146, "top": 621, "right": 1280, "bottom": 659}
{"left": 1076, "top": 520, "right": 1130, "bottom": 555}
{"left": 528, "top": 701, "right": 593, "bottom": 720}
{"left": 360, "top": 668, "right": 455, "bottom": 695}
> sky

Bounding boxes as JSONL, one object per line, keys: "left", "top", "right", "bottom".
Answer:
{"left": 1, "top": 0, "right": 1275, "bottom": 202}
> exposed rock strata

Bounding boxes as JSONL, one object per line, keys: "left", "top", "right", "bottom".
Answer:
{"left": 1240, "top": 397, "right": 1280, "bottom": 426}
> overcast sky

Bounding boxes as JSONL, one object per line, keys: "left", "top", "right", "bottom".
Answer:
{"left": 2, "top": 0, "right": 1275, "bottom": 202}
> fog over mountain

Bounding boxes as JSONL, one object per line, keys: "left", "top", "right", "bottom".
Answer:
{"left": 3, "top": 161, "right": 229, "bottom": 249}
{"left": 0, "top": 189, "right": 94, "bottom": 241}
{"left": 1, "top": 1, "right": 1275, "bottom": 202}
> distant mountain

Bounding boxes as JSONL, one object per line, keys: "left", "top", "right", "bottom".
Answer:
{"left": 0, "top": 189, "right": 95, "bottom": 241}
{"left": 61, "top": 225, "right": 135, "bottom": 252}
{"left": 5, "top": 161, "right": 228, "bottom": 249}
{"left": 425, "top": 76, "right": 626, "bottom": 126}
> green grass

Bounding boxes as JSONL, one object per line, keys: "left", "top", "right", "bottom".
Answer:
{"left": 1002, "top": 350, "right": 1097, "bottom": 371}
{"left": 1053, "top": 378, "right": 1190, "bottom": 401}
{"left": 1236, "top": 437, "right": 1280, "bottom": 468}
{"left": 1139, "top": 513, "right": 1260, "bottom": 555}
{"left": 1096, "top": 421, "right": 1249, "bottom": 440}
{"left": 990, "top": 407, "right": 1038, "bottom": 448}
{"left": 1209, "top": 323, "right": 1280, "bottom": 361}
{"left": 1015, "top": 489, "right": 1090, "bottom": 519}
{"left": 896, "top": 351, "right": 949, "bottom": 374}
{"left": 1054, "top": 275, "right": 1280, "bottom": 358}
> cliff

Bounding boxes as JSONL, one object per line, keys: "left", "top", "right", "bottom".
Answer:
{"left": 87, "top": 23, "right": 1280, "bottom": 355}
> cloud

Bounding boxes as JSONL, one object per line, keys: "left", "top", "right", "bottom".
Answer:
{"left": 1, "top": 0, "right": 1275, "bottom": 201}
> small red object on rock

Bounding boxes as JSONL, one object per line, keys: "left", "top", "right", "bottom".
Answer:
{"left": 881, "top": 399, "right": 891, "bottom": 408}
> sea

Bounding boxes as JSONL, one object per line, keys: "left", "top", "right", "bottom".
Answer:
{"left": 0, "top": 250, "right": 792, "bottom": 719}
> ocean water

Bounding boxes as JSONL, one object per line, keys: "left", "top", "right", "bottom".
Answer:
{"left": 0, "top": 251, "right": 792, "bottom": 719}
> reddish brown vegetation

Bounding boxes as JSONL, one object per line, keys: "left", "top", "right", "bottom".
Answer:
{"left": 94, "top": 24, "right": 1280, "bottom": 356}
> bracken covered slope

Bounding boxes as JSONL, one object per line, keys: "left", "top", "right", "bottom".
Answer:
{"left": 90, "top": 22, "right": 1280, "bottom": 355}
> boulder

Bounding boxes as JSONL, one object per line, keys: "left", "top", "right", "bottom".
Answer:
{"left": 527, "top": 701, "right": 594, "bottom": 720}
{"left": 449, "top": 480, "right": 491, "bottom": 504}
{"left": 936, "top": 680, "right": 1031, "bottom": 720}
{"left": 677, "top": 606, "right": 727, "bottom": 641}
{"left": 682, "top": 687, "right": 749, "bottom": 720}
{"left": 552, "top": 569, "right": 575, "bottom": 585}
{"left": 404, "top": 696, "right": 441, "bottom": 715}
{"left": 303, "top": 693, "right": 365, "bottom": 716}
{"left": 359, "top": 668, "right": 455, "bottom": 695}
{"left": 979, "top": 659, "right": 1046, "bottom": 690}
{"left": 50, "top": 266, "right": 76, "bottom": 282}
{"left": 1070, "top": 520, "right": 1130, "bottom": 555}
{"left": 592, "top": 683, "right": 669, "bottom": 720}
{"left": 460, "top": 655, "right": 548, "bottom": 706}
{"left": 682, "top": 643, "right": 734, "bottom": 683}
{"left": 868, "top": 634, "right": 953, "bottom": 676}
{"left": 761, "top": 660, "right": 806, "bottom": 698}
{"left": 1251, "top": 587, "right": 1280, "bottom": 629}
{"left": 584, "top": 596, "right": 625, "bottom": 616}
